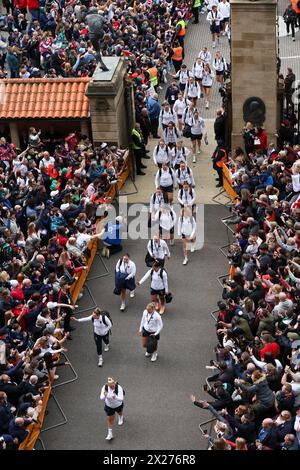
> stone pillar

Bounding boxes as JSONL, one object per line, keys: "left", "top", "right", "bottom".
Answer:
{"left": 80, "top": 120, "right": 90, "bottom": 138}
{"left": 86, "top": 57, "right": 133, "bottom": 148}
{"left": 9, "top": 121, "right": 20, "bottom": 148}
{"left": 231, "top": 0, "right": 278, "bottom": 149}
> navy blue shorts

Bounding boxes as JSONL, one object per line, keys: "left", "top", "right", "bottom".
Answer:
{"left": 104, "top": 403, "right": 124, "bottom": 416}
{"left": 142, "top": 327, "right": 160, "bottom": 341}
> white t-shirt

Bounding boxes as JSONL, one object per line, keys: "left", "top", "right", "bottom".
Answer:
{"left": 76, "top": 233, "right": 91, "bottom": 249}
{"left": 218, "top": 1, "right": 230, "bottom": 19}
{"left": 173, "top": 98, "right": 186, "bottom": 116}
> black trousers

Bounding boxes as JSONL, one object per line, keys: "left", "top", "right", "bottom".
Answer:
{"left": 172, "top": 59, "right": 182, "bottom": 72}
{"left": 94, "top": 333, "right": 110, "bottom": 355}
{"left": 213, "top": 160, "right": 223, "bottom": 184}
{"left": 192, "top": 7, "right": 199, "bottom": 23}
{"left": 286, "top": 20, "right": 296, "bottom": 38}
{"left": 150, "top": 118, "right": 159, "bottom": 138}
{"left": 134, "top": 148, "right": 144, "bottom": 172}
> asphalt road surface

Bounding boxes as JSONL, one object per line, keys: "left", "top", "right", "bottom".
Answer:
{"left": 41, "top": 204, "right": 229, "bottom": 450}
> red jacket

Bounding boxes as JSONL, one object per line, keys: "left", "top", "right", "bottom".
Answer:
{"left": 260, "top": 342, "right": 279, "bottom": 360}
{"left": 14, "top": 0, "right": 27, "bottom": 9}
{"left": 26, "top": 0, "right": 39, "bottom": 9}
{"left": 256, "top": 129, "right": 268, "bottom": 150}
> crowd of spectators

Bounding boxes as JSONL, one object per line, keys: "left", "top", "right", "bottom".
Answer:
{"left": 0, "top": 127, "right": 128, "bottom": 449}
{"left": 0, "top": 0, "right": 192, "bottom": 80}
{"left": 191, "top": 113, "right": 300, "bottom": 450}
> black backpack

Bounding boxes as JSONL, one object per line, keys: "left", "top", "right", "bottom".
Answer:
{"left": 158, "top": 167, "right": 174, "bottom": 180}
{"left": 150, "top": 267, "right": 165, "bottom": 280}
{"left": 158, "top": 209, "right": 174, "bottom": 222}
{"left": 177, "top": 166, "right": 191, "bottom": 178}
{"left": 92, "top": 311, "right": 113, "bottom": 327}
{"left": 180, "top": 187, "right": 193, "bottom": 199}
{"left": 104, "top": 382, "right": 125, "bottom": 396}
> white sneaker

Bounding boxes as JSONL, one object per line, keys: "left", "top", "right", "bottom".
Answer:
{"left": 151, "top": 352, "right": 158, "bottom": 362}
{"left": 130, "top": 290, "right": 135, "bottom": 298}
{"left": 105, "top": 431, "right": 114, "bottom": 440}
{"left": 98, "top": 356, "right": 103, "bottom": 367}
{"left": 104, "top": 344, "right": 110, "bottom": 352}
{"left": 205, "top": 101, "right": 209, "bottom": 109}
{"left": 145, "top": 351, "right": 151, "bottom": 357}
{"left": 170, "top": 239, "right": 174, "bottom": 246}
{"left": 192, "top": 155, "right": 196, "bottom": 163}
{"left": 191, "top": 244, "right": 195, "bottom": 253}
{"left": 118, "top": 415, "right": 124, "bottom": 426}
{"left": 120, "top": 302, "right": 126, "bottom": 311}
{"left": 212, "top": 42, "right": 216, "bottom": 48}
{"left": 197, "top": 149, "right": 201, "bottom": 154}
{"left": 183, "top": 257, "right": 188, "bottom": 265}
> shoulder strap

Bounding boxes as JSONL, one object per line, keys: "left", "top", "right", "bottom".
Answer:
{"left": 159, "top": 168, "right": 162, "bottom": 178}
{"left": 101, "top": 313, "right": 108, "bottom": 327}
{"left": 151, "top": 240, "right": 153, "bottom": 252}
{"left": 160, "top": 268, "right": 164, "bottom": 279}
{"left": 187, "top": 167, "right": 191, "bottom": 175}
{"left": 190, "top": 187, "right": 193, "bottom": 197}
{"left": 180, "top": 188, "right": 183, "bottom": 198}
{"left": 169, "top": 167, "right": 173, "bottom": 180}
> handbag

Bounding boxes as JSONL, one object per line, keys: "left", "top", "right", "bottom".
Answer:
{"left": 182, "top": 124, "right": 191, "bottom": 138}
{"left": 145, "top": 251, "right": 155, "bottom": 267}
{"left": 165, "top": 292, "right": 173, "bottom": 303}
{"left": 146, "top": 335, "right": 158, "bottom": 354}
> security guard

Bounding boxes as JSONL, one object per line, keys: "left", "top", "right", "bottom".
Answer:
{"left": 131, "top": 123, "right": 147, "bottom": 176}
{"left": 147, "top": 65, "right": 158, "bottom": 90}
{"left": 192, "top": 0, "right": 201, "bottom": 24}
{"left": 176, "top": 13, "right": 186, "bottom": 47}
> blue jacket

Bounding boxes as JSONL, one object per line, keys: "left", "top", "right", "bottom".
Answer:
{"left": 103, "top": 222, "right": 122, "bottom": 246}
{"left": 147, "top": 97, "right": 161, "bottom": 119}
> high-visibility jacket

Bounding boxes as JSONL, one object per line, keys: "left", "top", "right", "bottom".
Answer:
{"left": 147, "top": 67, "right": 158, "bottom": 87}
{"left": 193, "top": 0, "right": 201, "bottom": 8}
{"left": 131, "top": 128, "right": 143, "bottom": 150}
{"left": 176, "top": 20, "right": 186, "bottom": 37}
{"left": 292, "top": 0, "right": 300, "bottom": 14}
{"left": 172, "top": 46, "right": 183, "bottom": 61}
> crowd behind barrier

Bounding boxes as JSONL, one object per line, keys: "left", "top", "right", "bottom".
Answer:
{"left": 0, "top": 0, "right": 193, "bottom": 85}
{"left": 193, "top": 119, "right": 300, "bottom": 451}
{"left": 0, "top": 125, "right": 129, "bottom": 450}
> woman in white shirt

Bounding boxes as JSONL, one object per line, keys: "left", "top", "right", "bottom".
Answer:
{"left": 178, "top": 207, "right": 197, "bottom": 265}
{"left": 153, "top": 140, "right": 171, "bottom": 168}
{"left": 173, "top": 93, "right": 187, "bottom": 132}
{"left": 100, "top": 377, "right": 125, "bottom": 441}
{"left": 138, "top": 262, "right": 169, "bottom": 314}
{"left": 177, "top": 181, "right": 196, "bottom": 210}
{"left": 213, "top": 51, "right": 227, "bottom": 85}
{"left": 171, "top": 140, "right": 190, "bottom": 169}
{"left": 202, "top": 63, "right": 214, "bottom": 109}
{"left": 114, "top": 254, "right": 137, "bottom": 311}
{"left": 192, "top": 57, "right": 204, "bottom": 98}
{"left": 72, "top": 307, "right": 112, "bottom": 367}
{"left": 149, "top": 188, "right": 168, "bottom": 228}
{"left": 190, "top": 111, "right": 207, "bottom": 162}
{"left": 138, "top": 302, "right": 163, "bottom": 362}
{"left": 172, "top": 64, "right": 191, "bottom": 92}
{"left": 146, "top": 234, "right": 170, "bottom": 268}
{"left": 198, "top": 47, "right": 212, "bottom": 64}
{"left": 184, "top": 75, "right": 201, "bottom": 107}
{"left": 155, "top": 163, "right": 176, "bottom": 204}
{"left": 163, "top": 121, "right": 179, "bottom": 149}
{"left": 154, "top": 203, "right": 177, "bottom": 245}
{"left": 176, "top": 161, "right": 195, "bottom": 188}
{"left": 159, "top": 102, "right": 177, "bottom": 131}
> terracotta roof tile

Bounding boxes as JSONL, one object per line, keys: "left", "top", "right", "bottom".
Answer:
{"left": 0, "top": 78, "right": 90, "bottom": 119}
